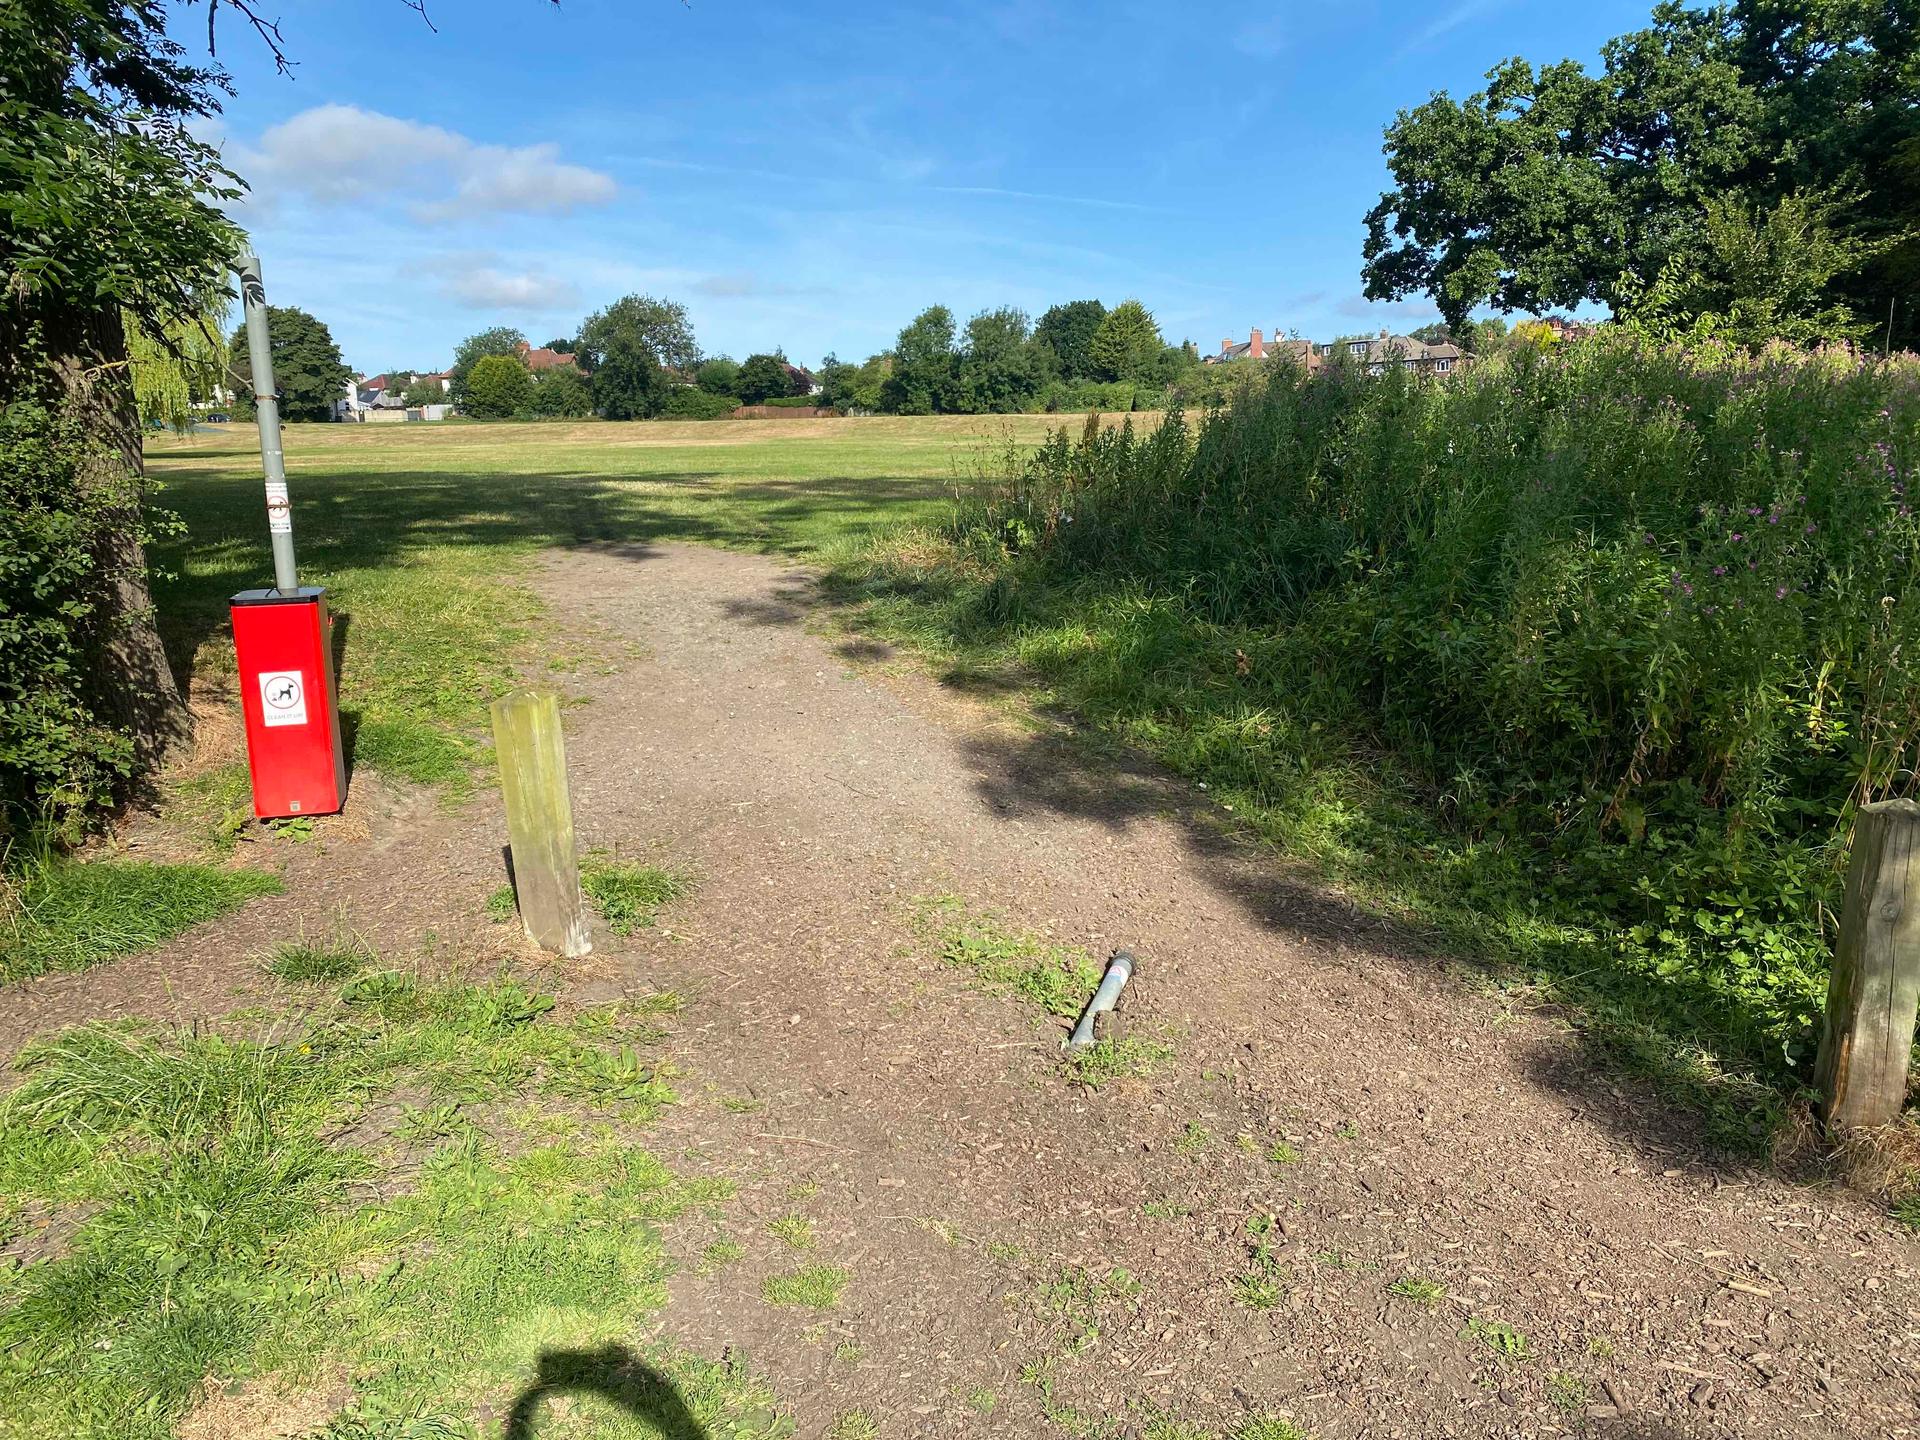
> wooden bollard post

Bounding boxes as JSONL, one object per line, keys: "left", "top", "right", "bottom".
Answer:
{"left": 490, "top": 687, "right": 591, "bottom": 958}
{"left": 1816, "top": 798, "right": 1920, "bottom": 1130}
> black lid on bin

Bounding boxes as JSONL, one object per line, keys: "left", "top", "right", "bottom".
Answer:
{"left": 231, "top": 586, "right": 327, "bottom": 605}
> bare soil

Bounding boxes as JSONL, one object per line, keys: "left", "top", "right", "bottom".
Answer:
{"left": 5, "top": 540, "right": 1916, "bottom": 1439}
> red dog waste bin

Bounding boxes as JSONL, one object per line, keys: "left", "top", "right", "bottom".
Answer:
{"left": 230, "top": 587, "right": 347, "bottom": 818}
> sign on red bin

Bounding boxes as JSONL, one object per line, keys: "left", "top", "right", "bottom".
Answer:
{"left": 231, "top": 587, "right": 347, "bottom": 819}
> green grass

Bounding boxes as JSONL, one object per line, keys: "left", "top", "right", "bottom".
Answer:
{"left": 0, "top": 974, "right": 780, "bottom": 1439}
{"left": 1229, "top": 1269, "right": 1286, "bottom": 1310}
{"left": 697, "top": 1239, "right": 746, "bottom": 1274}
{"left": 264, "top": 936, "right": 369, "bottom": 982}
{"left": 760, "top": 1264, "right": 849, "bottom": 1310}
{"left": 1, "top": 856, "right": 280, "bottom": 981}
{"left": 1265, "top": 1139, "right": 1301, "bottom": 1166}
{"left": 915, "top": 896, "right": 1101, "bottom": 1019}
{"left": 766, "top": 1214, "right": 815, "bottom": 1250}
{"left": 1232, "top": 1419, "right": 1313, "bottom": 1440}
{"left": 1141, "top": 1198, "right": 1191, "bottom": 1220}
{"left": 145, "top": 417, "right": 1056, "bottom": 806}
{"left": 581, "top": 858, "right": 687, "bottom": 936}
{"left": 828, "top": 1410, "right": 879, "bottom": 1440}
{"left": 1060, "top": 1034, "right": 1173, "bottom": 1088}
{"left": 484, "top": 883, "right": 517, "bottom": 923}
{"left": 1387, "top": 1275, "right": 1446, "bottom": 1306}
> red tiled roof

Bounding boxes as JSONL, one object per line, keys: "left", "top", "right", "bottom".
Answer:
{"left": 514, "top": 341, "right": 577, "bottom": 372}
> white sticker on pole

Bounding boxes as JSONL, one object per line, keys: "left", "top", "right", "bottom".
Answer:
{"left": 258, "top": 670, "right": 309, "bottom": 727}
{"left": 265, "top": 480, "right": 292, "bottom": 535}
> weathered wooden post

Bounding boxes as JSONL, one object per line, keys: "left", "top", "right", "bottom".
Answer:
{"left": 490, "top": 687, "right": 592, "bottom": 958}
{"left": 1816, "top": 799, "right": 1920, "bottom": 1130}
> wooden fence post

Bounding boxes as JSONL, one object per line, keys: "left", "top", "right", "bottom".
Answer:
{"left": 490, "top": 687, "right": 592, "bottom": 958}
{"left": 1816, "top": 798, "right": 1920, "bottom": 1130}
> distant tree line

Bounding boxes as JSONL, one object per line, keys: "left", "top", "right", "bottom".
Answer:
{"left": 815, "top": 297, "right": 1208, "bottom": 416}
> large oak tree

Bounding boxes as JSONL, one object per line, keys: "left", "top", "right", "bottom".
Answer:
{"left": 1362, "top": 0, "right": 1920, "bottom": 346}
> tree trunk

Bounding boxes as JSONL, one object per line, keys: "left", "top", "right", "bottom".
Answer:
{"left": 48, "top": 303, "right": 194, "bottom": 768}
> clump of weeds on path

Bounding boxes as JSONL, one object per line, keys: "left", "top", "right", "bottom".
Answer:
{"left": 915, "top": 895, "right": 1100, "bottom": 1018}
{"left": 761, "top": 1264, "right": 850, "bottom": 1309}
{"left": 582, "top": 854, "right": 688, "bottom": 936}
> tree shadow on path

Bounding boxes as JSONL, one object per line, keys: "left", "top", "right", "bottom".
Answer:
{"left": 503, "top": 1344, "right": 706, "bottom": 1439}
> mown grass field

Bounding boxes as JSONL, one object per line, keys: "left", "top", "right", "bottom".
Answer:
{"left": 144, "top": 416, "right": 1073, "bottom": 796}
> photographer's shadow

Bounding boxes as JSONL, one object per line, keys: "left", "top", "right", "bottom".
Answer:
{"left": 504, "top": 1344, "right": 704, "bottom": 1439}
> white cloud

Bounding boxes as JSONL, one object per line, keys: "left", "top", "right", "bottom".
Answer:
{"left": 1233, "top": 15, "right": 1288, "bottom": 59}
{"left": 233, "top": 105, "right": 614, "bottom": 221}
{"left": 443, "top": 265, "right": 580, "bottom": 312}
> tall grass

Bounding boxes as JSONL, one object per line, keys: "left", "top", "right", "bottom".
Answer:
{"left": 837, "top": 336, "right": 1920, "bottom": 1141}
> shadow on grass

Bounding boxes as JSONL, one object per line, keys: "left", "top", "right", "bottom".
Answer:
{"left": 504, "top": 1344, "right": 705, "bottom": 1439}
{"left": 151, "top": 464, "right": 942, "bottom": 700}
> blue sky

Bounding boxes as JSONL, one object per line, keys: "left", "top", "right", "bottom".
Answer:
{"left": 196, "top": 0, "right": 1652, "bottom": 374}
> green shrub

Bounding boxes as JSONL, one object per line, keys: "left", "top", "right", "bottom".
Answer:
{"left": 0, "top": 397, "right": 168, "bottom": 838}
{"left": 852, "top": 336, "right": 1920, "bottom": 1133}
{"left": 528, "top": 365, "right": 592, "bottom": 418}
{"left": 1035, "top": 379, "right": 1157, "bottom": 414}
{"left": 661, "top": 388, "right": 738, "bottom": 420}
{"left": 762, "top": 394, "right": 822, "bottom": 409}
{"left": 463, "top": 354, "right": 533, "bottom": 418}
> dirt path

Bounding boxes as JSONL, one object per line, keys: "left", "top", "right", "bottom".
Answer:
{"left": 6, "top": 540, "right": 1916, "bottom": 1438}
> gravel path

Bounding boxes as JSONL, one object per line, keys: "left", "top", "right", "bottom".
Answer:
{"left": 4, "top": 538, "right": 1913, "bottom": 1439}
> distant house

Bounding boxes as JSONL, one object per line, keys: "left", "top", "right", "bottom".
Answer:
{"left": 785, "top": 361, "right": 822, "bottom": 396}
{"left": 514, "top": 341, "right": 579, "bottom": 373}
{"left": 1204, "top": 326, "right": 1461, "bottom": 375}
{"left": 1318, "top": 330, "right": 1463, "bottom": 376}
{"left": 1542, "top": 315, "right": 1601, "bottom": 343}
{"left": 337, "top": 369, "right": 453, "bottom": 421}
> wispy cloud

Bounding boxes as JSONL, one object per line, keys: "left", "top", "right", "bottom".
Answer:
{"left": 233, "top": 105, "right": 615, "bottom": 222}
{"left": 1392, "top": 0, "right": 1503, "bottom": 60}
{"left": 442, "top": 261, "right": 580, "bottom": 312}
{"left": 930, "top": 186, "right": 1166, "bottom": 214}
{"left": 1335, "top": 292, "right": 1442, "bottom": 324}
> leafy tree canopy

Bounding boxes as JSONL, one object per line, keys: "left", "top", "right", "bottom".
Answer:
{"left": 226, "top": 306, "right": 352, "bottom": 423}
{"left": 736, "top": 352, "right": 794, "bottom": 405}
{"left": 575, "top": 294, "right": 698, "bottom": 376}
{"left": 958, "top": 307, "right": 1041, "bottom": 414}
{"left": 464, "top": 353, "right": 533, "bottom": 418}
{"left": 883, "top": 306, "right": 959, "bottom": 414}
{"left": 1363, "top": 0, "right": 1920, "bottom": 345}
{"left": 449, "top": 326, "right": 526, "bottom": 404}
{"left": 543, "top": 337, "right": 575, "bottom": 354}
{"left": 819, "top": 352, "right": 891, "bottom": 413}
{"left": 694, "top": 356, "right": 741, "bottom": 397}
{"left": 528, "top": 365, "right": 592, "bottom": 418}
{"left": 1088, "top": 300, "right": 1164, "bottom": 382}
{"left": 1033, "top": 300, "right": 1108, "bottom": 381}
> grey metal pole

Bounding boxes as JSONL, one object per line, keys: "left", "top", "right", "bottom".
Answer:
{"left": 237, "top": 251, "right": 299, "bottom": 594}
